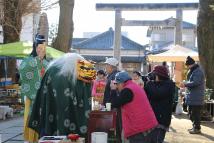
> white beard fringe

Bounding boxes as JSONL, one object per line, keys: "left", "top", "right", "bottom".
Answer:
{"left": 47, "top": 53, "right": 84, "bottom": 84}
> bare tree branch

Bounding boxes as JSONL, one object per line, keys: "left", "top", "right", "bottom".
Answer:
{"left": 1, "top": 0, "right": 59, "bottom": 39}
{"left": 3, "top": 21, "right": 20, "bottom": 36}
{"left": 41, "top": 0, "right": 59, "bottom": 10}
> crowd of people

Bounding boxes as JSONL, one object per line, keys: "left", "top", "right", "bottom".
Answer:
{"left": 18, "top": 34, "right": 205, "bottom": 143}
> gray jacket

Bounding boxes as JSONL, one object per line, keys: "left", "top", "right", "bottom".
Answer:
{"left": 185, "top": 65, "right": 205, "bottom": 105}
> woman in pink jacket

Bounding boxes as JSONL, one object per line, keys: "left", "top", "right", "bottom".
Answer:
{"left": 91, "top": 70, "right": 106, "bottom": 104}
{"left": 110, "top": 71, "right": 158, "bottom": 143}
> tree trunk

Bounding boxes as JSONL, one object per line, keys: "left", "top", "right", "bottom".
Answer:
{"left": 0, "top": 0, "right": 22, "bottom": 81}
{"left": 52, "top": 0, "right": 74, "bottom": 52}
{"left": 197, "top": 0, "right": 214, "bottom": 98}
{"left": 3, "top": 0, "right": 22, "bottom": 43}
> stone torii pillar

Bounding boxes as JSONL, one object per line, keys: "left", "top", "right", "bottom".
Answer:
{"left": 175, "top": 9, "right": 183, "bottom": 45}
{"left": 114, "top": 10, "right": 122, "bottom": 63}
{"left": 96, "top": 3, "right": 198, "bottom": 61}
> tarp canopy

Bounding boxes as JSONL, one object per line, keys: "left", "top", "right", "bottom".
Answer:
{"left": 0, "top": 41, "right": 64, "bottom": 59}
{"left": 148, "top": 45, "right": 199, "bottom": 62}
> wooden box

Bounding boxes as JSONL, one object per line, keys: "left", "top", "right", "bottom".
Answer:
{"left": 87, "top": 111, "right": 117, "bottom": 143}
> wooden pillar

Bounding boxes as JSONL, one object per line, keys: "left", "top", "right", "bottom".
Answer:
{"left": 175, "top": 9, "right": 183, "bottom": 45}
{"left": 113, "top": 10, "right": 122, "bottom": 64}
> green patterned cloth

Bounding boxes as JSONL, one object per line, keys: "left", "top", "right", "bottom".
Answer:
{"left": 19, "top": 56, "right": 49, "bottom": 101}
{"left": 28, "top": 66, "right": 92, "bottom": 137}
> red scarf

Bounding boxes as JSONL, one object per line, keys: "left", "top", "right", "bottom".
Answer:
{"left": 40, "top": 66, "right": 45, "bottom": 77}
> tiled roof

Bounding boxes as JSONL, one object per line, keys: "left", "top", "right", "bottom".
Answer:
{"left": 72, "top": 38, "right": 88, "bottom": 45}
{"left": 149, "top": 43, "right": 173, "bottom": 55}
{"left": 149, "top": 43, "right": 198, "bottom": 55}
{"left": 157, "top": 41, "right": 174, "bottom": 51}
{"left": 147, "top": 17, "right": 195, "bottom": 37}
{"left": 72, "top": 28, "right": 145, "bottom": 50}
{"left": 83, "top": 55, "right": 145, "bottom": 63}
{"left": 163, "top": 18, "right": 195, "bottom": 29}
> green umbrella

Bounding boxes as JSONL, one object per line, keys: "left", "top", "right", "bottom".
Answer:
{"left": 0, "top": 41, "right": 64, "bottom": 59}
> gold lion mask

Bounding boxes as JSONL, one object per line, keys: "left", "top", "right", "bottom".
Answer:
{"left": 77, "top": 59, "right": 96, "bottom": 83}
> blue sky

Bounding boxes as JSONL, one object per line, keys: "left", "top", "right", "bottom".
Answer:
{"left": 46, "top": 0, "right": 199, "bottom": 45}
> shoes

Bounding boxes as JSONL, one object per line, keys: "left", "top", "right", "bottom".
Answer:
{"left": 188, "top": 128, "right": 201, "bottom": 134}
{"left": 187, "top": 128, "right": 193, "bottom": 131}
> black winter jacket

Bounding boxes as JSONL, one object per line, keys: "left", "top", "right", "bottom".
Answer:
{"left": 144, "top": 80, "right": 175, "bottom": 127}
{"left": 103, "top": 70, "right": 119, "bottom": 104}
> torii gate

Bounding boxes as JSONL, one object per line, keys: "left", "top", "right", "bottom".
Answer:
{"left": 96, "top": 3, "right": 198, "bottom": 63}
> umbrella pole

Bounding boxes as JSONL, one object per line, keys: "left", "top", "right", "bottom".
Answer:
{"left": 4, "top": 58, "right": 7, "bottom": 87}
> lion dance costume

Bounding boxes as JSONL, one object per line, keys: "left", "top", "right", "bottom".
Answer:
{"left": 28, "top": 53, "right": 96, "bottom": 140}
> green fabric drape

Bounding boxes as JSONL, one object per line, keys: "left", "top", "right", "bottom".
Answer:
{"left": 28, "top": 66, "right": 92, "bottom": 137}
